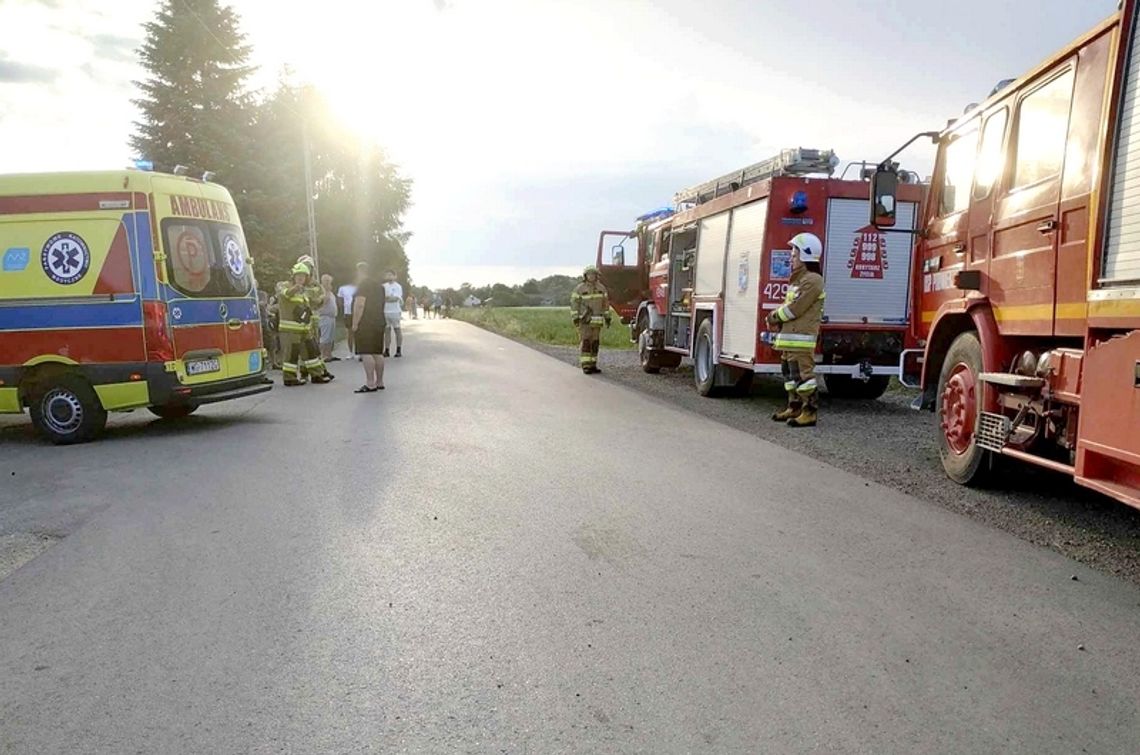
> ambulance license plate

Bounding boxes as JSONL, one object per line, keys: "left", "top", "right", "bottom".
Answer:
{"left": 186, "top": 358, "right": 221, "bottom": 376}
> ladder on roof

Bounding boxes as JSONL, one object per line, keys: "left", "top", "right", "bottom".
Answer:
{"left": 672, "top": 148, "right": 838, "bottom": 208}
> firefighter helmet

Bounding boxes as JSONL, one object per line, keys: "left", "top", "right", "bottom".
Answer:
{"left": 583, "top": 264, "right": 598, "bottom": 278}
{"left": 788, "top": 233, "right": 823, "bottom": 264}
{"left": 291, "top": 262, "right": 310, "bottom": 277}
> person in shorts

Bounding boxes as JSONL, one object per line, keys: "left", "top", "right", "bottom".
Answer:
{"left": 351, "top": 262, "right": 386, "bottom": 392}
{"left": 316, "top": 274, "right": 337, "bottom": 361}
{"left": 382, "top": 269, "right": 404, "bottom": 357}
{"left": 338, "top": 267, "right": 363, "bottom": 358}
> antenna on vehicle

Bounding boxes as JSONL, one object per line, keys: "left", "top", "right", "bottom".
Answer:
{"left": 173, "top": 165, "right": 190, "bottom": 176}
{"left": 202, "top": 171, "right": 217, "bottom": 182}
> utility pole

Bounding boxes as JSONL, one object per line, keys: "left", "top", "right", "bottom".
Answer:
{"left": 300, "top": 96, "right": 319, "bottom": 277}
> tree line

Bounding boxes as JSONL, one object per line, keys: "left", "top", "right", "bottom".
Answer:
{"left": 130, "top": 0, "right": 411, "bottom": 290}
{"left": 399, "top": 275, "right": 580, "bottom": 308}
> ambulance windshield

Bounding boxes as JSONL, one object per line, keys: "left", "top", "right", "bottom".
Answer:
{"left": 163, "top": 219, "right": 252, "bottom": 298}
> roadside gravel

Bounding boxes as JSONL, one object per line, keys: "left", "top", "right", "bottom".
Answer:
{"left": 522, "top": 339, "right": 1140, "bottom": 586}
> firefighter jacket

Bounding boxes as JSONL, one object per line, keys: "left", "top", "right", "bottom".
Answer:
{"left": 274, "top": 280, "right": 316, "bottom": 335}
{"left": 571, "top": 281, "right": 610, "bottom": 327}
{"left": 771, "top": 267, "right": 825, "bottom": 351}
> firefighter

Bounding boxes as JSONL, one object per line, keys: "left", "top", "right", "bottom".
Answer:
{"left": 766, "top": 233, "right": 826, "bottom": 427}
{"left": 295, "top": 256, "right": 334, "bottom": 383}
{"left": 571, "top": 265, "right": 611, "bottom": 374}
{"left": 274, "top": 263, "right": 333, "bottom": 386}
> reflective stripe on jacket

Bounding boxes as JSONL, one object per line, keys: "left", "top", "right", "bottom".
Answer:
{"left": 773, "top": 267, "right": 824, "bottom": 351}
{"left": 571, "top": 281, "right": 609, "bottom": 320}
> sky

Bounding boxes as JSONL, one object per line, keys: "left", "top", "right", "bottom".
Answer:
{"left": 0, "top": 0, "right": 1121, "bottom": 287}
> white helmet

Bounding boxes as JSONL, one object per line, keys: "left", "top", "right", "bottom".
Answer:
{"left": 789, "top": 232, "right": 823, "bottom": 264}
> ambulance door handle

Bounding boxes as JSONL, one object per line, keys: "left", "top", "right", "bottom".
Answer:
{"left": 952, "top": 243, "right": 966, "bottom": 256}
{"left": 226, "top": 318, "right": 243, "bottom": 330}
{"left": 1037, "top": 219, "right": 1057, "bottom": 234}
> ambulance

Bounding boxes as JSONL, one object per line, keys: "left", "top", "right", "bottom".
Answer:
{"left": 0, "top": 170, "right": 271, "bottom": 444}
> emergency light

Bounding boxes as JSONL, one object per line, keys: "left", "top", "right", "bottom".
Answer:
{"left": 789, "top": 191, "right": 809, "bottom": 214}
{"left": 637, "top": 207, "right": 674, "bottom": 224}
{"left": 133, "top": 160, "right": 154, "bottom": 171}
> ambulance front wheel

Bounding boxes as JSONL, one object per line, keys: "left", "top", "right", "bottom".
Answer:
{"left": 149, "top": 404, "right": 199, "bottom": 420}
{"left": 28, "top": 374, "right": 108, "bottom": 445}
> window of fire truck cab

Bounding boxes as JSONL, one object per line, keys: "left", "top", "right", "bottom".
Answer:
{"left": 1010, "top": 68, "right": 1074, "bottom": 190}
{"left": 937, "top": 122, "right": 980, "bottom": 217}
{"left": 972, "top": 108, "right": 1008, "bottom": 200}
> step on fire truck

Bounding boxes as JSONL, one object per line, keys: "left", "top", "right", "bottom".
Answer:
{"left": 596, "top": 148, "right": 926, "bottom": 398}
{"left": 869, "top": 2, "right": 1140, "bottom": 510}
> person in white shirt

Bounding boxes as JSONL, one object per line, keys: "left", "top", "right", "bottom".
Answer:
{"left": 337, "top": 265, "right": 364, "bottom": 357}
{"left": 382, "top": 269, "right": 404, "bottom": 358}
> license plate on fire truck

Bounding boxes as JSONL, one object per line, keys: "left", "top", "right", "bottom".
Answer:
{"left": 186, "top": 358, "right": 221, "bottom": 376}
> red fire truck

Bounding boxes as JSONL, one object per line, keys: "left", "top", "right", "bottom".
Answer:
{"left": 869, "top": 2, "right": 1140, "bottom": 509}
{"left": 597, "top": 149, "right": 925, "bottom": 397}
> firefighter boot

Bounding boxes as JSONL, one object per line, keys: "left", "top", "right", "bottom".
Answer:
{"left": 787, "top": 396, "right": 818, "bottom": 428}
{"left": 772, "top": 393, "right": 802, "bottom": 422}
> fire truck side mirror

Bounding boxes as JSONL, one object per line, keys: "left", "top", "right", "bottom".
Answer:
{"left": 871, "top": 165, "right": 899, "bottom": 228}
{"left": 611, "top": 244, "right": 625, "bottom": 266}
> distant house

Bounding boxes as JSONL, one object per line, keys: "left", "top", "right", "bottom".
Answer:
{"left": 463, "top": 295, "right": 482, "bottom": 307}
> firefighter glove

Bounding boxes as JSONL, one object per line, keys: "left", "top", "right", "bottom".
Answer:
{"left": 605, "top": 315, "right": 612, "bottom": 328}
{"left": 572, "top": 315, "right": 582, "bottom": 326}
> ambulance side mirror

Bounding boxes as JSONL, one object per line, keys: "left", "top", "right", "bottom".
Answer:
{"left": 871, "top": 165, "right": 899, "bottom": 228}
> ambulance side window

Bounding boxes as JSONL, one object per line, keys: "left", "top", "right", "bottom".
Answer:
{"left": 166, "top": 223, "right": 211, "bottom": 294}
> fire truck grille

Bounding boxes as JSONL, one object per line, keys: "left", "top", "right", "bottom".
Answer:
{"left": 977, "top": 412, "right": 1011, "bottom": 453}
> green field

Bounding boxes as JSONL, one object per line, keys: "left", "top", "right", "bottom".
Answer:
{"left": 453, "top": 307, "right": 635, "bottom": 350}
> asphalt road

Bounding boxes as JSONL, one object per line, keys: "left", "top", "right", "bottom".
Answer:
{"left": 2, "top": 318, "right": 1139, "bottom": 754}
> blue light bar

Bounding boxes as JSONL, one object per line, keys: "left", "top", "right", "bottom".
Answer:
{"left": 637, "top": 206, "right": 674, "bottom": 223}
{"left": 133, "top": 160, "right": 154, "bottom": 171}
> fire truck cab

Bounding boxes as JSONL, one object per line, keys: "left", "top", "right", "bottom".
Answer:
{"left": 870, "top": 3, "right": 1140, "bottom": 509}
{"left": 598, "top": 149, "right": 925, "bottom": 398}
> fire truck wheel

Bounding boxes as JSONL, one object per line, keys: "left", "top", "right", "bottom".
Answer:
{"left": 28, "top": 373, "right": 108, "bottom": 445}
{"left": 693, "top": 319, "right": 721, "bottom": 397}
{"left": 149, "top": 403, "right": 199, "bottom": 420}
{"left": 937, "top": 331, "right": 992, "bottom": 485}
{"left": 826, "top": 375, "right": 890, "bottom": 400}
{"left": 638, "top": 328, "right": 662, "bottom": 374}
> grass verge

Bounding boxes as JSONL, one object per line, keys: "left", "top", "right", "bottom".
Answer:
{"left": 453, "top": 307, "right": 634, "bottom": 350}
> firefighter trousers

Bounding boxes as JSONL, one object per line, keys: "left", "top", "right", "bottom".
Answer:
{"left": 578, "top": 322, "right": 602, "bottom": 371}
{"left": 780, "top": 350, "right": 818, "bottom": 406}
{"left": 280, "top": 331, "right": 328, "bottom": 383}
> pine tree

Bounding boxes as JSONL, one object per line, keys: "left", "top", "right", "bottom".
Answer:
{"left": 130, "top": 0, "right": 255, "bottom": 180}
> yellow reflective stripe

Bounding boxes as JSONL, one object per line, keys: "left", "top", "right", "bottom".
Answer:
{"left": 282, "top": 362, "right": 299, "bottom": 373}
{"left": 795, "top": 379, "right": 818, "bottom": 393}
{"left": 279, "top": 321, "right": 309, "bottom": 334}
{"left": 589, "top": 316, "right": 605, "bottom": 325}
{"left": 302, "top": 359, "right": 324, "bottom": 368}
{"left": 775, "top": 306, "right": 794, "bottom": 322}
{"left": 774, "top": 334, "right": 816, "bottom": 350}
{"left": 783, "top": 381, "right": 797, "bottom": 391}
{"left": 580, "top": 293, "right": 606, "bottom": 300}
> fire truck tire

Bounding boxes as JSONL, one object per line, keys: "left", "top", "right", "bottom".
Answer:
{"left": 826, "top": 375, "right": 890, "bottom": 400}
{"left": 638, "top": 328, "right": 661, "bottom": 374}
{"left": 693, "top": 319, "right": 721, "bottom": 397}
{"left": 28, "top": 373, "right": 108, "bottom": 445}
{"left": 149, "top": 403, "right": 199, "bottom": 420}
{"left": 937, "top": 332, "right": 992, "bottom": 485}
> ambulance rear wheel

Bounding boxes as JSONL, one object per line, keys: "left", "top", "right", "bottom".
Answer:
{"left": 149, "top": 404, "right": 199, "bottom": 420}
{"left": 938, "top": 332, "right": 992, "bottom": 485}
{"left": 29, "top": 374, "right": 107, "bottom": 445}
